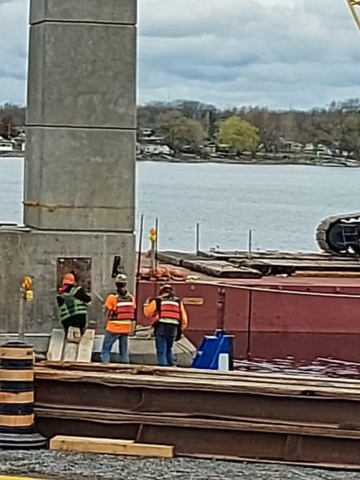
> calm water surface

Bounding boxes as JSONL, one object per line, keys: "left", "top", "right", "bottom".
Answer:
{"left": 1, "top": 158, "right": 359, "bottom": 252}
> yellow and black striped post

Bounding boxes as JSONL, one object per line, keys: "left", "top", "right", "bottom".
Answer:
{"left": 0, "top": 341, "right": 46, "bottom": 448}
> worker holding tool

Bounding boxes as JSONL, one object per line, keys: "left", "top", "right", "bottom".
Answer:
{"left": 101, "top": 274, "right": 135, "bottom": 364}
{"left": 56, "top": 273, "right": 91, "bottom": 335}
{"left": 143, "top": 284, "right": 188, "bottom": 367}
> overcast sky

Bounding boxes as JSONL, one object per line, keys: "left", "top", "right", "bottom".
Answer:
{"left": 0, "top": 0, "right": 359, "bottom": 110}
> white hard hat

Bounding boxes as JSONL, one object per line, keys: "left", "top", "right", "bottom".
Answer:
{"left": 115, "top": 273, "right": 127, "bottom": 283}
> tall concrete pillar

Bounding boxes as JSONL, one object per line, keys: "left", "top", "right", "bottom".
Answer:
{"left": 0, "top": 0, "right": 137, "bottom": 342}
{"left": 25, "top": 0, "right": 136, "bottom": 232}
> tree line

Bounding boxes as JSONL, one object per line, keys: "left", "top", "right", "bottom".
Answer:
{"left": 2, "top": 99, "right": 360, "bottom": 158}
{"left": 139, "top": 99, "right": 360, "bottom": 158}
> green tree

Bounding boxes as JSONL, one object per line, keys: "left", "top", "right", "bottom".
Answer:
{"left": 0, "top": 114, "right": 18, "bottom": 139}
{"left": 218, "top": 116, "right": 259, "bottom": 154}
{"left": 157, "top": 111, "right": 204, "bottom": 153}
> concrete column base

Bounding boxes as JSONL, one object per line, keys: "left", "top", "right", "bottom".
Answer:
{"left": 0, "top": 227, "right": 134, "bottom": 334}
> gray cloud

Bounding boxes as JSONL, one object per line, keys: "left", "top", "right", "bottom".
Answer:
{"left": 0, "top": 0, "right": 28, "bottom": 104}
{"left": 0, "top": 0, "right": 359, "bottom": 109}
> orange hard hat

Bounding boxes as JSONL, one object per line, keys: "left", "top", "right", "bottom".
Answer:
{"left": 62, "top": 273, "right": 75, "bottom": 286}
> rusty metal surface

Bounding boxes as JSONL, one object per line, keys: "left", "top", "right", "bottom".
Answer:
{"left": 34, "top": 377, "right": 360, "bottom": 427}
{"left": 33, "top": 364, "right": 360, "bottom": 468}
{"left": 138, "top": 280, "right": 360, "bottom": 362}
{"left": 34, "top": 409, "right": 360, "bottom": 468}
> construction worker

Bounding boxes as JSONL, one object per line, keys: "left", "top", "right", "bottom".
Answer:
{"left": 101, "top": 274, "right": 135, "bottom": 364}
{"left": 143, "top": 284, "right": 188, "bottom": 367}
{"left": 56, "top": 273, "right": 91, "bottom": 335}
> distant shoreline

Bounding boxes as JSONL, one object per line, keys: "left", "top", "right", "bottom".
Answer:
{"left": 137, "top": 156, "right": 360, "bottom": 168}
{"left": 1, "top": 152, "right": 359, "bottom": 168}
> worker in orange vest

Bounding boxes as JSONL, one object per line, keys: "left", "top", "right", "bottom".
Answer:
{"left": 101, "top": 274, "right": 135, "bottom": 363}
{"left": 143, "top": 284, "right": 188, "bottom": 367}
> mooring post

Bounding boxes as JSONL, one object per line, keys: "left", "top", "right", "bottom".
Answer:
{"left": 248, "top": 230, "right": 253, "bottom": 259}
{"left": 196, "top": 222, "right": 201, "bottom": 255}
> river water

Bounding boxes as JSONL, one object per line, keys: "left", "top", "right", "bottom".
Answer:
{"left": 1, "top": 158, "right": 359, "bottom": 252}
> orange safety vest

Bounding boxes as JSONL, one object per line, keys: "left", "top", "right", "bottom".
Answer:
{"left": 107, "top": 295, "right": 135, "bottom": 334}
{"left": 158, "top": 298, "right": 182, "bottom": 325}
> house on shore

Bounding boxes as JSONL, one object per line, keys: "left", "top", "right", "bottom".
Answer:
{"left": 13, "top": 132, "right": 26, "bottom": 152}
{"left": 0, "top": 136, "right": 15, "bottom": 152}
{"left": 137, "top": 128, "right": 173, "bottom": 157}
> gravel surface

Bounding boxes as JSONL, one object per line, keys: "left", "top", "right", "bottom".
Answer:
{"left": 0, "top": 451, "right": 360, "bottom": 480}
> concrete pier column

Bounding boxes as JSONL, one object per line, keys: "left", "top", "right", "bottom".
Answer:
{"left": 25, "top": 0, "right": 136, "bottom": 232}
{"left": 0, "top": 0, "right": 137, "bottom": 339}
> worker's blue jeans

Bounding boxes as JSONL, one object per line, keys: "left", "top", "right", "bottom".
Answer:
{"left": 154, "top": 322, "right": 178, "bottom": 367}
{"left": 155, "top": 335, "right": 175, "bottom": 366}
{"left": 101, "top": 331, "right": 129, "bottom": 364}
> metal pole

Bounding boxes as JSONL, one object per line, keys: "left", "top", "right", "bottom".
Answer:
{"left": 246, "top": 289, "right": 253, "bottom": 361}
{"left": 135, "top": 214, "right": 144, "bottom": 324}
{"left": 196, "top": 222, "right": 200, "bottom": 255}
{"left": 248, "top": 230, "right": 253, "bottom": 260}
{"left": 150, "top": 236, "right": 156, "bottom": 275}
{"left": 18, "top": 288, "right": 25, "bottom": 343}
{"left": 155, "top": 217, "right": 159, "bottom": 270}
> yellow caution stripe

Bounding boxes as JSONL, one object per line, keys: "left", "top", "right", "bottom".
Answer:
{"left": 0, "top": 477, "right": 52, "bottom": 480}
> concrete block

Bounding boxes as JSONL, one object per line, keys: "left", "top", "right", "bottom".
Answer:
{"left": 30, "top": 0, "right": 136, "bottom": 25}
{"left": 27, "top": 22, "right": 136, "bottom": 129}
{"left": 0, "top": 228, "right": 135, "bottom": 335}
{"left": 24, "top": 127, "right": 135, "bottom": 232}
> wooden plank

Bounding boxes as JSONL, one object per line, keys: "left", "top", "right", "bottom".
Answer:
{"left": 62, "top": 343, "right": 78, "bottom": 362}
{"left": 50, "top": 435, "right": 174, "bottom": 458}
{"left": 46, "top": 329, "right": 65, "bottom": 362}
{"left": 38, "top": 362, "right": 360, "bottom": 390}
{"left": 67, "top": 327, "right": 81, "bottom": 344}
{"left": 182, "top": 260, "right": 261, "bottom": 279}
{"left": 35, "top": 366, "right": 360, "bottom": 398}
{"left": 62, "top": 329, "right": 80, "bottom": 362}
{"left": 76, "top": 329, "right": 95, "bottom": 363}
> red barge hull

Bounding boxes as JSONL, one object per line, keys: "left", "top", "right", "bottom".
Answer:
{"left": 137, "top": 278, "right": 360, "bottom": 363}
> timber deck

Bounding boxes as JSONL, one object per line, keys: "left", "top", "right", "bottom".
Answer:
{"left": 149, "top": 250, "right": 360, "bottom": 281}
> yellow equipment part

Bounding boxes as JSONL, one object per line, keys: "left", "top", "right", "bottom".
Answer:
{"left": 346, "top": 0, "right": 360, "bottom": 31}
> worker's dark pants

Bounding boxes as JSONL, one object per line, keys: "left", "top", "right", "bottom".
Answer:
{"left": 154, "top": 322, "right": 178, "bottom": 367}
{"left": 61, "top": 314, "right": 87, "bottom": 336}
